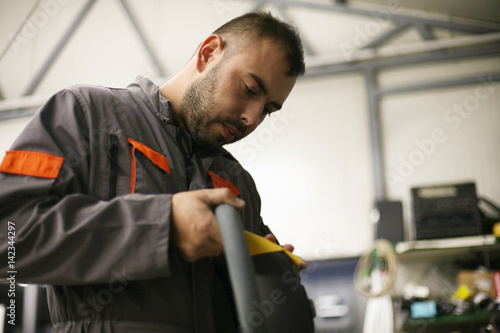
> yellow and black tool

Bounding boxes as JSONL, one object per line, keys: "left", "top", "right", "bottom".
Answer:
{"left": 215, "top": 204, "right": 315, "bottom": 333}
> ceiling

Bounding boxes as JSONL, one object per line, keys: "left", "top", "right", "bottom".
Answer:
{"left": 352, "top": 0, "right": 500, "bottom": 26}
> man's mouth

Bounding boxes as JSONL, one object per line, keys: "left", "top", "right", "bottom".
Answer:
{"left": 222, "top": 123, "right": 240, "bottom": 143}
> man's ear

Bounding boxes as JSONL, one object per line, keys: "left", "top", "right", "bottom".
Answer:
{"left": 196, "top": 34, "right": 224, "bottom": 73}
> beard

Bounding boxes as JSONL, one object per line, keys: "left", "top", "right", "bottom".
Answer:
{"left": 179, "top": 60, "right": 246, "bottom": 149}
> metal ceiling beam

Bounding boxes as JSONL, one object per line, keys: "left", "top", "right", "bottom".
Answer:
{"left": 306, "top": 30, "right": 500, "bottom": 69}
{"left": 117, "top": 0, "right": 167, "bottom": 77}
{"left": 414, "top": 22, "right": 435, "bottom": 41}
{"left": 305, "top": 44, "right": 500, "bottom": 203}
{"left": 281, "top": 0, "right": 500, "bottom": 34}
{"left": 23, "top": 0, "right": 97, "bottom": 96}
{"left": 281, "top": 0, "right": 500, "bottom": 203}
{"left": 0, "top": 108, "right": 38, "bottom": 121}
{"left": 22, "top": 0, "right": 168, "bottom": 97}
{"left": 304, "top": 43, "right": 500, "bottom": 77}
{"left": 378, "top": 71, "right": 500, "bottom": 96}
{"left": 272, "top": 1, "right": 315, "bottom": 55}
{"left": 363, "top": 21, "right": 410, "bottom": 49}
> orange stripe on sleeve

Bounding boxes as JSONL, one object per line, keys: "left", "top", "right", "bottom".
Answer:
{"left": 0, "top": 150, "right": 63, "bottom": 179}
{"left": 127, "top": 138, "right": 170, "bottom": 174}
{"left": 207, "top": 170, "right": 240, "bottom": 197}
{"left": 130, "top": 146, "right": 136, "bottom": 194}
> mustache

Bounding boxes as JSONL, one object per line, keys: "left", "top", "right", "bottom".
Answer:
{"left": 224, "top": 118, "right": 247, "bottom": 137}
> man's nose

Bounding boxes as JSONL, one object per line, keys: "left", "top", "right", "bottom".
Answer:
{"left": 240, "top": 103, "right": 263, "bottom": 127}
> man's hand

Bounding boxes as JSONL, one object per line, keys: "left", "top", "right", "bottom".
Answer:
{"left": 171, "top": 188, "right": 245, "bottom": 262}
{"left": 264, "top": 234, "right": 308, "bottom": 271}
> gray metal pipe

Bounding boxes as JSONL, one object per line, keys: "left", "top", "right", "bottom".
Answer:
{"left": 214, "top": 204, "right": 266, "bottom": 333}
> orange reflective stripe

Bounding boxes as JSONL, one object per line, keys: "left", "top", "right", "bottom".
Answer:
{"left": 207, "top": 170, "right": 240, "bottom": 196}
{"left": 130, "top": 146, "right": 136, "bottom": 194}
{"left": 0, "top": 150, "right": 63, "bottom": 179}
{"left": 127, "top": 138, "right": 170, "bottom": 174}
{"left": 128, "top": 138, "right": 170, "bottom": 194}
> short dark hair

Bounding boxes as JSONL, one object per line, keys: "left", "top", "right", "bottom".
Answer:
{"left": 212, "top": 11, "right": 305, "bottom": 77}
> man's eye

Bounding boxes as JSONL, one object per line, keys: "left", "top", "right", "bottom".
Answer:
{"left": 264, "top": 108, "right": 274, "bottom": 117}
{"left": 245, "top": 84, "right": 256, "bottom": 96}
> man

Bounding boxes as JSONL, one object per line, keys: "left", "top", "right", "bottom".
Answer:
{"left": 0, "top": 11, "right": 305, "bottom": 332}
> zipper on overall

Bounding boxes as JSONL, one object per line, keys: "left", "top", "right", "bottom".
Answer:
{"left": 108, "top": 134, "right": 119, "bottom": 200}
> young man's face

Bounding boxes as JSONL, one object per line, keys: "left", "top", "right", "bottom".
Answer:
{"left": 179, "top": 38, "right": 297, "bottom": 149}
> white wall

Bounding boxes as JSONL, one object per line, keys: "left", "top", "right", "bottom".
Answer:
{"left": 379, "top": 56, "right": 500, "bottom": 239}
{"left": 0, "top": 0, "right": 499, "bottom": 260}
{"left": 226, "top": 73, "right": 375, "bottom": 259}
{"left": 0, "top": 117, "right": 31, "bottom": 155}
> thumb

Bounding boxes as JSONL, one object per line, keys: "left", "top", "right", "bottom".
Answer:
{"left": 202, "top": 188, "right": 246, "bottom": 210}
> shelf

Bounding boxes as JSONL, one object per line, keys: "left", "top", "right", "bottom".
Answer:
{"left": 394, "top": 235, "right": 500, "bottom": 332}
{"left": 402, "top": 312, "right": 498, "bottom": 333}
{"left": 395, "top": 234, "right": 500, "bottom": 262}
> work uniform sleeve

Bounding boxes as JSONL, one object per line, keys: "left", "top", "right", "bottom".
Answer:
{"left": 0, "top": 89, "right": 171, "bottom": 285}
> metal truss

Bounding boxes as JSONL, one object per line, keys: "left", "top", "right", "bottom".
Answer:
{"left": 252, "top": 0, "right": 500, "bottom": 201}
{"left": 23, "top": 0, "right": 98, "bottom": 97}
{"left": 22, "top": 0, "right": 166, "bottom": 97}
{"left": 1, "top": 0, "right": 500, "bottom": 201}
{"left": 3, "top": 3, "right": 497, "bottom": 330}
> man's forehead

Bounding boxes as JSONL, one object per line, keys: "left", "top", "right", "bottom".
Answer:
{"left": 223, "top": 34, "right": 285, "bottom": 62}
{"left": 228, "top": 40, "right": 289, "bottom": 76}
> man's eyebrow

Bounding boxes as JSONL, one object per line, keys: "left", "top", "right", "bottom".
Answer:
{"left": 249, "top": 73, "right": 268, "bottom": 95}
{"left": 248, "top": 73, "right": 282, "bottom": 110}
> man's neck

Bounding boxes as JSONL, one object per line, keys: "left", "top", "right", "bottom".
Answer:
{"left": 159, "top": 79, "right": 186, "bottom": 129}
